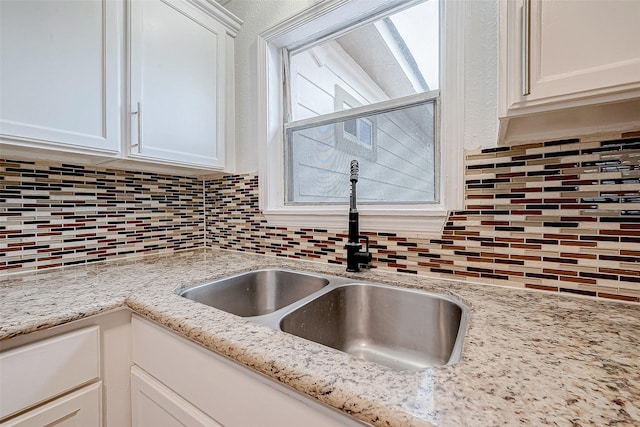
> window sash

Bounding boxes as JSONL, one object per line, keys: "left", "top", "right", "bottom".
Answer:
{"left": 284, "top": 90, "right": 439, "bottom": 133}
{"left": 284, "top": 93, "right": 440, "bottom": 206}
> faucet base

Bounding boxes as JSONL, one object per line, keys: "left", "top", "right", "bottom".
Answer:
{"left": 345, "top": 244, "right": 372, "bottom": 272}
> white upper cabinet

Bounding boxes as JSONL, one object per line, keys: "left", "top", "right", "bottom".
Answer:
{"left": 500, "top": 0, "right": 640, "bottom": 117}
{"left": 0, "top": 0, "right": 240, "bottom": 172}
{"left": 0, "top": 0, "right": 120, "bottom": 153}
{"left": 129, "top": 0, "right": 233, "bottom": 169}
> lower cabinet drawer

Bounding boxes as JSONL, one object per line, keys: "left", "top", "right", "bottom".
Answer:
{"left": 0, "top": 326, "right": 100, "bottom": 419}
{"left": 0, "top": 382, "right": 102, "bottom": 427}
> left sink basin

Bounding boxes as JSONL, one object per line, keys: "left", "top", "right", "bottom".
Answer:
{"left": 178, "top": 269, "right": 330, "bottom": 317}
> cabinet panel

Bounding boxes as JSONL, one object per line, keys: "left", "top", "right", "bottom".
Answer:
{"left": 537, "top": 1, "right": 638, "bottom": 78}
{"left": 0, "top": 0, "right": 119, "bottom": 152}
{"left": 0, "top": 382, "right": 101, "bottom": 427}
{"left": 131, "top": 367, "right": 221, "bottom": 427}
{"left": 131, "top": 316, "right": 366, "bottom": 427}
{"left": 0, "top": 326, "right": 100, "bottom": 419}
{"left": 501, "top": 0, "right": 640, "bottom": 115}
{"left": 130, "top": 0, "right": 226, "bottom": 168}
{"left": 531, "top": 0, "right": 640, "bottom": 101}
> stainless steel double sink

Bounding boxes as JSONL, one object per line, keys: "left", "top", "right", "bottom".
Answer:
{"left": 178, "top": 269, "right": 469, "bottom": 371}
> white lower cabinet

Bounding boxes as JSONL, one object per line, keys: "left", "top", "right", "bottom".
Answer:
{"left": 1, "top": 311, "right": 368, "bottom": 427}
{"left": 131, "top": 367, "right": 221, "bottom": 427}
{"left": 0, "top": 309, "right": 132, "bottom": 427}
{"left": 131, "top": 315, "right": 367, "bottom": 427}
{"left": 0, "top": 382, "right": 102, "bottom": 427}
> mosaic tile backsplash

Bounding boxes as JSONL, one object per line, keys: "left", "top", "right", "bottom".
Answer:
{"left": 0, "top": 160, "right": 203, "bottom": 272}
{"left": 2, "top": 132, "right": 639, "bottom": 302}
{"left": 206, "top": 133, "right": 640, "bottom": 302}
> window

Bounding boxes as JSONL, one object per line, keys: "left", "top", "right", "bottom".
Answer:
{"left": 285, "top": 1, "right": 438, "bottom": 205}
{"left": 258, "top": 0, "right": 465, "bottom": 232}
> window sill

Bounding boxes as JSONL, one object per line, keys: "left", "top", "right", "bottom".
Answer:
{"left": 262, "top": 207, "right": 448, "bottom": 235}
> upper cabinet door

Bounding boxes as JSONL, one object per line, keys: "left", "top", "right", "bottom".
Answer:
{"left": 501, "top": 0, "right": 640, "bottom": 116}
{"left": 0, "top": 0, "right": 120, "bottom": 153}
{"left": 129, "top": 0, "right": 227, "bottom": 169}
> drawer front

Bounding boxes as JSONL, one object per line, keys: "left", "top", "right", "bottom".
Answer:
{"left": 0, "top": 382, "right": 102, "bottom": 427}
{"left": 0, "top": 326, "right": 100, "bottom": 419}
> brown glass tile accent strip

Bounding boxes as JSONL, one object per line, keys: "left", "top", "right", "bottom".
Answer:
{"left": 1, "top": 159, "right": 204, "bottom": 272}
{"left": 205, "top": 133, "right": 640, "bottom": 302}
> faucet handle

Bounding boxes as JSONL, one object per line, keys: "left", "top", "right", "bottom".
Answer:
{"left": 360, "top": 234, "right": 370, "bottom": 254}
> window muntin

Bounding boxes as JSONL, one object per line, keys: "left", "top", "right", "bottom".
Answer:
{"left": 284, "top": 0, "right": 439, "bottom": 205}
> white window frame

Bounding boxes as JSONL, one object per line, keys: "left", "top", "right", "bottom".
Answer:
{"left": 257, "top": 0, "right": 465, "bottom": 234}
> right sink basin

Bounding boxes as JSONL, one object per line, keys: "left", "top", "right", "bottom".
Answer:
{"left": 279, "top": 283, "right": 468, "bottom": 371}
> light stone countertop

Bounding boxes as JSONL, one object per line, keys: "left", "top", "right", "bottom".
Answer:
{"left": 1, "top": 249, "right": 639, "bottom": 426}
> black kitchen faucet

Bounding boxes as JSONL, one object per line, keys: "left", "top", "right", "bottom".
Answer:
{"left": 345, "top": 160, "right": 372, "bottom": 272}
